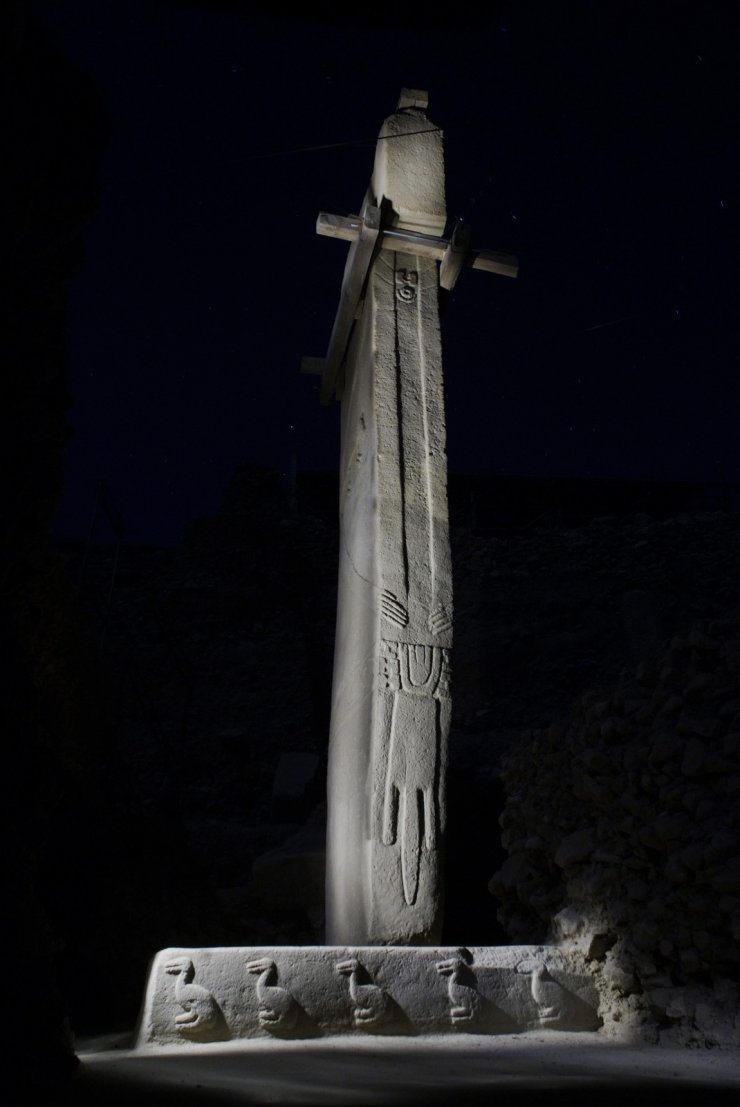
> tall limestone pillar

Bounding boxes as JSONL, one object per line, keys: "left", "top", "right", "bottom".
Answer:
{"left": 325, "top": 93, "right": 452, "bottom": 944}
{"left": 135, "top": 93, "right": 602, "bottom": 1053}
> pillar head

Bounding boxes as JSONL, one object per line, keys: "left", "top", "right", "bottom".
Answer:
{"left": 370, "top": 89, "right": 446, "bottom": 236}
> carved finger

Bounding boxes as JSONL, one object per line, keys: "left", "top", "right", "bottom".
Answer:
{"left": 381, "top": 589, "right": 409, "bottom": 627}
{"left": 400, "top": 787, "right": 422, "bottom": 906}
{"left": 423, "top": 787, "right": 436, "bottom": 850}
{"left": 382, "top": 781, "right": 399, "bottom": 845}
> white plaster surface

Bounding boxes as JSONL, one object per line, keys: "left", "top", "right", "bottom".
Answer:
{"left": 137, "top": 946, "right": 600, "bottom": 1047}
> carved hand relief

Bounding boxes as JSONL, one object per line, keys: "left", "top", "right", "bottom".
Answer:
{"left": 395, "top": 269, "right": 418, "bottom": 302}
{"left": 516, "top": 958, "right": 565, "bottom": 1024}
{"left": 381, "top": 589, "right": 409, "bottom": 628}
{"left": 436, "top": 954, "right": 481, "bottom": 1026}
{"left": 336, "top": 958, "right": 391, "bottom": 1029}
{"left": 246, "top": 958, "right": 298, "bottom": 1032}
{"left": 428, "top": 604, "right": 452, "bottom": 635}
{"left": 164, "top": 957, "right": 225, "bottom": 1040}
{"left": 377, "top": 640, "right": 450, "bottom": 905}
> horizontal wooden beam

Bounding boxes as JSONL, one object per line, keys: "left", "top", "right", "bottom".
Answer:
{"left": 316, "top": 212, "right": 519, "bottom": 279}
{"left": 468, "top": 249, "right": 520, "bottom": 279}
{"left": 316, "top": 212, "right": 363, "bottom": 241}
{"left": 439, "top": 222, "right": 471, "bottom": 291}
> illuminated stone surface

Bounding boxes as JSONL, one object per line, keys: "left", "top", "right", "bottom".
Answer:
{"left": 137, "top": 946, "right": 600, "bottom": 1046}
{"left": 133, "top": 94, "right": 604, "bottom": 1055}
{"left": 325, "top": 92, "right": 452, "bottom": 945}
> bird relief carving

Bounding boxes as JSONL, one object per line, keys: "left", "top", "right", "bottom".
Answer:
{"left": 436, "top": 952, "right": 481, "bottom": 1026}
{"left": 516, "top": 958, "right": 566, "bottom": 1025}
{"left": 246, "top": 958, "right": 298, "bottom": 1032}
{"left": 336, "top": 958, "right": 391, "bottom": 1029}
{"left": 164, "top": 957, "right": 226, "bottom": 1041}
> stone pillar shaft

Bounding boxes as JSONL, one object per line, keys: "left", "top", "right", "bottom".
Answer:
{"left": 325, "top": 103, "right": 452, "bottom": 944}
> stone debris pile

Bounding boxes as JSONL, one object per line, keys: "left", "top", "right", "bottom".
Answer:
{"left": 491, "top": 607, "right": 740, "bottom": 1047}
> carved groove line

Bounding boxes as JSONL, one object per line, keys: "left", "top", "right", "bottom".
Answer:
{"left": 381, "top": 690, "right": 400, "bottom": 845}
{"left": 416, "top": 266, "right": 439, "bottom": 620}
{"left": 393, "top": 254, "right": 410, "bottom": 594}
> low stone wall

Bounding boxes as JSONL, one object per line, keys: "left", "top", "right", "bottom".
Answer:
{"left": 137, "top": 945, "right": 600, "bottom": 1045}
{"left": 490, "top": 612, "right": 740, "bottom": 1046}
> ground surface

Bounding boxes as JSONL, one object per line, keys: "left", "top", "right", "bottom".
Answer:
{"left": 74, "top": 1032, "right": 740, "bottom": 1105}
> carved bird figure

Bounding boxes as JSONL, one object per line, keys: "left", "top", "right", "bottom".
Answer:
{"left": 435, "top": 955, "right": 481, "bottom": 1025}
{"left": 516, "top": 958, "right": 563, "bottom": 1021}
{"left": 245, "top": 958, "right": 297, "bottom": 1031}
{"left": 164, "top": 957, "right": 220, "bottom": 1038}
{"left": 335, "top": 958, "right": 390, "bottom": 1028}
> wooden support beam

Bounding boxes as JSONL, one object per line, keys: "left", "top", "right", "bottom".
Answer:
{"left": 319, "top": 205, "right": 381, "bottom": 404}
{"left": 304, "top": 206, "right": 518, "bottom": 406}
{"left": 316, "top": 212, "right": 519, "bottom": 279}
{"left": 467, "top": 249, "right": 520, "bottom": 279}
{"left": 315, "top": 212, "right": 363, "bottom": 241}
{"left": 439, "top": 222, "right": 471, "bottom": 291}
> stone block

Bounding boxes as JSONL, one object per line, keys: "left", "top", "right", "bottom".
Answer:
{"left": 137, "top": 945, "right": 601, "bottom": 1046}
{"left": 325, "top": 95, "right": 453, "bottom": 945}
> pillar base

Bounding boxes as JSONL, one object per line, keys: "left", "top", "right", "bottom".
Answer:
{"left": 137, "top": 945, "right": 601, "bottom": 1047}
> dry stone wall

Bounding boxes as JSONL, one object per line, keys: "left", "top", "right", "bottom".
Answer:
{"left": 491, "top": 608, "right": 740, "bottom": 1046}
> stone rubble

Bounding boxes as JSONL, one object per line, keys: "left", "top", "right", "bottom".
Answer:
{"left": 490, "top": 600, "right": 740, "bottom": 1047}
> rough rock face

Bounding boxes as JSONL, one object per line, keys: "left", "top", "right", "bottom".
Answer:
{"left": 491, "top": 606, "right": 740, "bottom": 1047}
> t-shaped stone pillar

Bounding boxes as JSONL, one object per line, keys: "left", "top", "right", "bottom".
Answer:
{"left": 324, "top": 92, "right": 453, "bottom": 944}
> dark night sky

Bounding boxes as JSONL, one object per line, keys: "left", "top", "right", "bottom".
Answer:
{"left": 32, "top": 0, "right": 740, "bottom": 545}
